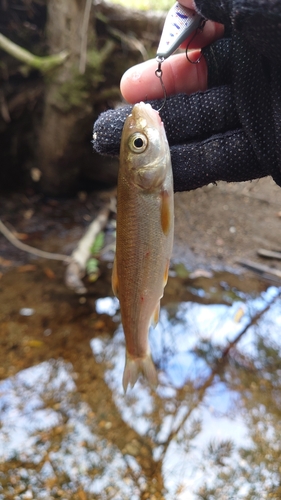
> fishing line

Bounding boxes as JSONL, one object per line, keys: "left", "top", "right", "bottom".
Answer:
{"left": 155, "top": 56, "right": 167, "bottom": 112}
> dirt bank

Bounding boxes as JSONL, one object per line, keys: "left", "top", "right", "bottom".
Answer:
{"left": 0, "top": 177, "right": 280, "bottom": 279}
{"left": 173, "top": 177, "right": 281, "bottom": 274}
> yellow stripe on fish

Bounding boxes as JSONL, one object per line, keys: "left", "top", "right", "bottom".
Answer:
{"left": 112, "top": 102, "right": 174, "bottom": 392}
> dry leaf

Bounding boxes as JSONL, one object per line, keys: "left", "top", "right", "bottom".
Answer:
{"left": 14, "top": 232, "right": 28, "bottom": 240}
{"left": 234, "top": 307, "right": 245, "bottom": 323}
{"left": 17, "top": 264, "right": 37, "bottom": 272}
{"left": 78, "top": 490, "right": 87, "bottom": 500}
{"left": 44, "top": 267, "right": 55, "bottom": 279}
{"left": 0, "top": 256, "right": 12, "bottom": 267}
{"left": 25, "top": 340, "right": 44, "bottom": 348}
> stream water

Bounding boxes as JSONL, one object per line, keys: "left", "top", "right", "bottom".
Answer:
{"left": 0, "top": 256, "right": 281, "bottom": 500}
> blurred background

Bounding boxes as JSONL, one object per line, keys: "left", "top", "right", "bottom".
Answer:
{"left": 0, "top": 0, "right": 166, "bottom": 194}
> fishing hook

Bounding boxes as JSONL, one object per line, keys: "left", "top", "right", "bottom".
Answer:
{"left": 185, "top": 18, "right": 206, "bottom": 64}
{"left": 155, "top": 57, "right": 167, "bottom": 112}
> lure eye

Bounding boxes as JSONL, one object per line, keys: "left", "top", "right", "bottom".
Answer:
{"left": 128, "top": 133, "right": 148, "bottom": 153}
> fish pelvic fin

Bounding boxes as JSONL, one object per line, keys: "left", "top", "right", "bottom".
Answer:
{"left": 122, "top": 351, "right": 158, "bottom": 393}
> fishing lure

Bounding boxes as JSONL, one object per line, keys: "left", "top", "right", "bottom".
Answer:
{"left": 156, "top": 2, "right": 204, "bottom": 61}
{"left": 155, "top": 2, "right": 205, "bottom": 110}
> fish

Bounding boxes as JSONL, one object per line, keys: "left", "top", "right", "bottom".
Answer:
{"left": 112, "top": 101, "right": 174, "bottom": 392}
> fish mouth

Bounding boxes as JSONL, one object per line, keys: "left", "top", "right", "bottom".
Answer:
{"left": 132, "top": 102, "right": 162, "bottom": 128}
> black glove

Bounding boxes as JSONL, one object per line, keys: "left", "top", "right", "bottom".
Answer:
{"left": 92, "top": 0, "right": 281, "bottom": 192}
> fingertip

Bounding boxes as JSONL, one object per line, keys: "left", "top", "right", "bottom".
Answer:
{"left": 120, "top": 61, "right": 163, "bottom": 104}
{"left": 120, "top": 65, "right": 142, "bottom": 104}
{"left": 120, "top": 54, "right": 208, "bottom": 103}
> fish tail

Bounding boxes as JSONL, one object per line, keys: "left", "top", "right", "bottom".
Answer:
{"left": 122, "top": 351, "right": 158, "bottom": 393}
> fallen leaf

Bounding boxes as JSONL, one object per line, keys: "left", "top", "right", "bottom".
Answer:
{"left": 78, "top": 490, "right": 87, "bottom": 500}
{"left": 14, "top": 232, "right": 28, "bottom": 241}
{"left": 44, "top": 267, "right": 55, "bottom": 279}
{"left": 0, "top": 256, "right": 12, "bottom": 267}
{"left": 25, "top": 340, "right": 44, "bottom": 348}
{"left": 93, "top": 319, "right": 106, "bottom": 330}
{"left": 234, "top": 307, "right": 245, "bottom": 323}
{"left": 17, "top": 264, "right": 37, "bottom": 272}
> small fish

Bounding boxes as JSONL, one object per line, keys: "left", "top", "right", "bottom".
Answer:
{"left": 112, "top": 102, "right": 174, "bottom": 392}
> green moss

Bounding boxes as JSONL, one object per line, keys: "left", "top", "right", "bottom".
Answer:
{"left": 55, "top": 76, "right": 90, "bottom": 111}
{"left": 53, "top": 41, "right": 115, "bottom": 112}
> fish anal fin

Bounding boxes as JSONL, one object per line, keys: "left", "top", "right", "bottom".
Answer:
{"left": 163, "top": 260, "right": 170, "bottom": 287}
{"left": 161, "top": 189, "right": 172, "bottom": 236}
{"left": 112, "top": 258, "right": 119, "bottom": 298}
{"left": 123, "top": 351, "right": 158, "bottom": 393}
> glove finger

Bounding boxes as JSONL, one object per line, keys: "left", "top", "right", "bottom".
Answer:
{"left": 93, "top": 85, "right": 240, "bottom": 155}
{"left": 93, "top": 104, "right": 132, "bottom": 156}
{"left": 171, "top": 129, "right": 269, "bottom": 192}
{"left": 202, "top": 38, "right": 232, "bottom": 88}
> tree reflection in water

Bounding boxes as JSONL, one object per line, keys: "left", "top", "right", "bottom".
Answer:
{"left": 0, "top": 267, "right": 280, "bottom": 499}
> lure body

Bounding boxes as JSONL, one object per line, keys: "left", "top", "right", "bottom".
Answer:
{"left": 113, "top": 102, "right": 174, "bottom": 392}
{"left": 157, "top": 2, "right": 202, "bottom": 60}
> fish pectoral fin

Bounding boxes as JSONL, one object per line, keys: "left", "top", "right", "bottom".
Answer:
{"left": 151, "top": 301, "right": 160, "bottom": 328}
{"left": 123, "top": 350, "right": 158, "bottom": 393}
{"left": 111, "top": 258, "right": 119, "bottom": 298}
{"left": 161, "top": 189, "right": 172, "bottom": 236}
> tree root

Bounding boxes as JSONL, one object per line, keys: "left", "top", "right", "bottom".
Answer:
{"left": 0, "top": 32, "right": 68, "bottom": 73}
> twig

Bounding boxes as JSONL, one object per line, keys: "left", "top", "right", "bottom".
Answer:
{"left": 79, "top": 0, "right": 93, "bottom": 74}
{"left": 65, "top": 206, "right": 111, "bottom": 294}
{"left": 237, "top": 258, "right": 281, "bottom": 279}
{"left": 257, "top": 248, "right": 281, "bottom": 260}
{"left": 0, "top": 32, "right": 68, "bottom": 73}
{"left": 0, "top": 219, "right": 71, "bottom": 262}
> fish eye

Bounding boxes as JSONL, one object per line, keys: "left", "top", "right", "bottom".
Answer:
{"left": 128, "top": 133, "right": 148, "bottom": 153}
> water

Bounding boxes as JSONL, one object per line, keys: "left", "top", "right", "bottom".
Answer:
{"left": 0, "top": 261, "right": 281, "bottom": 500}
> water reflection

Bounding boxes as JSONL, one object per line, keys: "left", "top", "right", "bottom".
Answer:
{"left": 91, "top": 286, "right": 281, "bottom": 499}
{"left": 0, "top": 265, "right": 281, "bottom": 499}
{"left": 0, "top": 359, "right": 150, "bottom": 499}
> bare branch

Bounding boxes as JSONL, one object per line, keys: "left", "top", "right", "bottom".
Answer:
{"left": 0, "top": 219, "right": 71, "bottom": 262}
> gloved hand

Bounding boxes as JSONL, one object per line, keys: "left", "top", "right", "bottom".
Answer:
{"left": 92, "top": 0, "right": 281, "bottom": 192}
